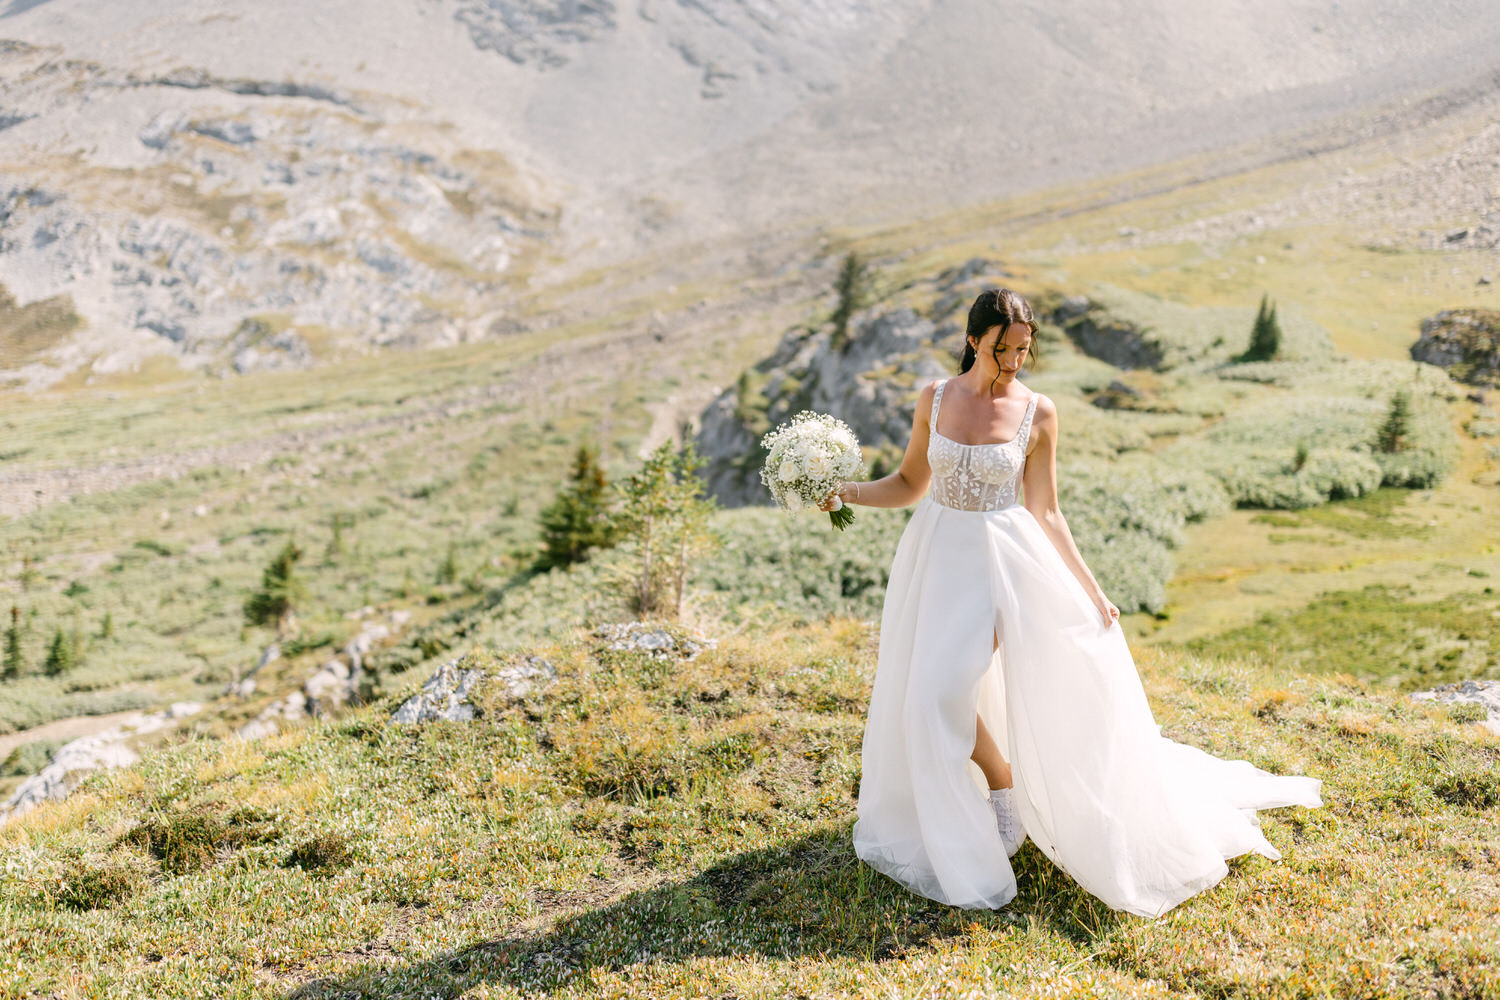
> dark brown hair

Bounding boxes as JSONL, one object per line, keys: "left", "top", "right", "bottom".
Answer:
{"left": 959, "top": 288, "right": 1039, "bottom": 392}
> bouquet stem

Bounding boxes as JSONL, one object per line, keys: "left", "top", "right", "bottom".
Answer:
{"left": 829, "top": 507, "right": 856, "bottom": 531}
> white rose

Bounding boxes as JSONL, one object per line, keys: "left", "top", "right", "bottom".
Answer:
{"left": 785, "top": 492, "right": 804, "bottom": 512}
{"left": 805, "top": 452, "right": 831, "bottom": 478}
{"left": 778, "top": 458, "right": 799, "bottom": 482}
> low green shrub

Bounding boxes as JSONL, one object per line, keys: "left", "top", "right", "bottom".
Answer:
{"left": 0, "top": 738, "right": 63, "bottom": 777}
{"left": 120, "top": 804, "right": 280, "bottom": 875}
{"left": 48, "top": 849, "right": 152, "bottom": 911}
{"left": 283, "top": 832, "right": 356, "bottom": 874}
{"left": 1434, "top": 768, "right": 1500, "bottom": 810}
{"left": 1168, "top": 388, "right": 1455, "bottom": 508}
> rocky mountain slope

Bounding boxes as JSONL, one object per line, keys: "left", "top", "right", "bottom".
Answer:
{"left": 3, "top": 0, "right": 1499, "bottom": 388}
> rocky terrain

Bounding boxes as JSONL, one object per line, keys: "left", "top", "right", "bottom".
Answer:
{"left": 1412, "top": 309, "right": 1500, "bottom": 386}
{"left": 694, "top": 263, "right": 1347, "bottom": 507}
{"left": 4, "top": 0, "right": 1500, "bottom": 387}
{"left": 0, "top": 36, "right": 558, "bottom": 388}
{"left": 0, "top": 699, "right": 201, "bottom": 823}
{"left": 696, "top": 259, "right": 998, "bottom": 505}
{"left": 1078, "top": 103, "right": 1500, "bottom": 262}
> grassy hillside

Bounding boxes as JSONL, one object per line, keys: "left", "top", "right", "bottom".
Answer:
{"left": 2, "top": 619, "right": 1497, "bottom": 998}
{"left": 1, "top": 80, "right": 1498, "bottom": 1000}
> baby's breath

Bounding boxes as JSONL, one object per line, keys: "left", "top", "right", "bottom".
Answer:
{"left": 759, "top": 411, "right": 866, "bottom": 527}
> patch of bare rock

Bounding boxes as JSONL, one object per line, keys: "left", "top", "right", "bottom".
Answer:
{"left": 237, "top": 610, "right": 410, "bottom": 740}
{"left": 390, "top": 654, "right": 555, "bottom": 724}
{"left": 1411, "top": 309, "right": 1500, "bottom": 387}
{"left": 1412, "top": 680, "right": 1500, "bottom": 736}
{"left": 1, "top": 701, "right": 203, "bottom": 825}
{"left": 386, "top": 622, "right": 715, "bottom": 725}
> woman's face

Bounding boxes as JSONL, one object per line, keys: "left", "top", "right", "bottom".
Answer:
{"left": 971, "top": 322, "right": 1032, "bottom": 377}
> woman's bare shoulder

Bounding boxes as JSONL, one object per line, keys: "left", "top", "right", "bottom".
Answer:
{"left": 915, "top": 378, "right": 943, "bottom": 412}
{"left": 1031, "top": 391, "right": 1059, "bottom": 427}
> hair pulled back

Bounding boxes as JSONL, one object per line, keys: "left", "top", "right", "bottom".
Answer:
{"left": 960, "top": 287, "right": 1039, "bottom": 374}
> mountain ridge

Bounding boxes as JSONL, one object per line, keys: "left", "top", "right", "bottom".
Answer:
{"left": 2, "top": 0, "right": 1499, "bottom": 386}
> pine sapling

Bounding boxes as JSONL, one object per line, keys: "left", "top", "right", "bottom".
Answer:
{"left": 244, "top": 538, "right": 307, "bottom": 636}
{"left": 1238, "top": 294, "right": 1282, "bottom": 363}
{"left": 1377, "top": 389, "right": 1413, "bottom": 453}
{"left": 3, "top": 606, "right": 22, "bottom": 680}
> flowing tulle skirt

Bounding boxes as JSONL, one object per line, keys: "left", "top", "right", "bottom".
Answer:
{"left": 851, "top": 496, "right": 1323, "bottom": 916}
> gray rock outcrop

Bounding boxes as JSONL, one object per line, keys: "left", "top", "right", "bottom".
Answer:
{"left": 1411, "top": 310, "right": 1500, "bottom": 387}
{"left": 696, "top": 298, "right": 963, "bottom": 507}
{"left": 390, "top": 653, "right": 555, "bottom": 724}
{"left": 391, "top": 658, "right": 487, "bottom": 723}
{"left": 237, "top": 691, "right": 309, "bottom": 742}
{"left": 1412, "top": 680, "right": 1500, "bottom": 735}
{"left": 1053, "top": 294, "right": 1168, "bottom": 371}
{"left": 1, "top": 702, "right": 202, "bottom": 825}
{"left": 237, "top": 613, "right": 404, "bottom": 740}
{"left": 595, "top": 622, "right": 717, "bottom": 661}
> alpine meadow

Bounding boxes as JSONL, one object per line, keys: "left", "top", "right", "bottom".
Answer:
{"left": 1, "top": 2, "right": 1499, "bottom": 998}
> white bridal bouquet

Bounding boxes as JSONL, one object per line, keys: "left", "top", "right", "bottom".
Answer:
{"left": 759, "top": 411, "right": 866, "bottom": 530}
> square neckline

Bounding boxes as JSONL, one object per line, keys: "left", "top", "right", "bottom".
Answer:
{"left": 931, "top": 379, "right": 1037, "bottom": 449}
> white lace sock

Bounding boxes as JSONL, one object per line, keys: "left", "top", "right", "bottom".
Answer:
{"left": 988, "top": 787, "right": 1026, "bottom": 858}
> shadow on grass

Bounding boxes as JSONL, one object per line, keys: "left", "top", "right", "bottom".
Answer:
{"left": 286, "top": 824, "right": 1126, "bottom": 999}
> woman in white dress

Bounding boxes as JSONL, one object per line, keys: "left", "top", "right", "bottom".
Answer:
{"left": 820, "top": 288, "right": 1322, "bottom": 917}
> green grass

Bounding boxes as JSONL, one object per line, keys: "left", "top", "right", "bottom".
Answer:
{"left": 1183, "top": 583, "right": 1500, "bottom": 690}
{"left": 1249, "top": 487, "right": 1432, "bottom": 540}
{"left": 1, "top": 86, "right": 1497, "bottom": 998}
{"left": 0, "top": 333, "right": 673, "bottom": 734}
{"left": 1057, "top": 283, "right": 1336, "bottom": 370}
{"left": 0, "top": 285, "right": 83, "bottom": 369}
{"left": 2, "top": 625, "right": 1496, "bottom": 998}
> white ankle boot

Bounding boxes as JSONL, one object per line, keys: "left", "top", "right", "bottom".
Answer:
{"left": 988, "top": 787, "right": 1025, "bottom": 858}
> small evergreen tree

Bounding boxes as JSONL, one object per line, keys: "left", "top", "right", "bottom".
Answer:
{"left": 1238, "top": 294, "right": 1282, "bottom": 363}
{"left": 43, "top": 625, "right": 73, "bottom": 677}
{"left": 3, "top": 606, "right": 22, "bottom": 680}
{"left": 436, "top": 539, "right": 459, "bottom": 585}
{"left": 829, "top": 251, "right": 873, "bottom": 351}
{"left": 1376, "top": 389, "right": 1413, "bottom": 453}
{"left": 244, "top": 538, "right": 306, "bottom": 635}
{"left": 327, "top": 512, "right": 349, "bottom": 562}
{"left": 613, "top": 441, "right": 720, "bottom": 618}
{"left": 537, "top": 443, "right": 616, "bottom": 571}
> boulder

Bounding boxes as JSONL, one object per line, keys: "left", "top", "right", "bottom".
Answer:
{"left": 1412, "top": 680, "right": 1500, "bottom": 735}
{"left": 390, "top": 653, "right": 555, "bottom": 724}
{"left": 238, "top": 691, "right": 308, "bottom": 741}
{"left": 1411, "top": 310, "right": 1500, "bottom": 387}
{"left": 595, "top": 622, "right": 717, "bottom": 661}
{"left": 695, "top": 299, "right": 958, "bottom": 506}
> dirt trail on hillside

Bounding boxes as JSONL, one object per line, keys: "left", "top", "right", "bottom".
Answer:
{"left": 6, "top": 77, "right": 1497, "bottom": 519}
{"left": 0, "top": 263, "right": 816, "bottom": 518}
{"left": 0, "top": 708, "right": 147, "bottom": 758}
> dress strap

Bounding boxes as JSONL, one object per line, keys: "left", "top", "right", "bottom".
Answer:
{"left": 930, "top": 379, "right": 947, "bottom": 429}
{"left": 1018, "top": 392, "right": 1039, "bottom": 451}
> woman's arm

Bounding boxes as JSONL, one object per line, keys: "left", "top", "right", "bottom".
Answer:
{"left": 819, "top": 380, "right": 937, "bottom": 510}
{"left": 1021, "top": 394, "right": 1120, "bottom": 627}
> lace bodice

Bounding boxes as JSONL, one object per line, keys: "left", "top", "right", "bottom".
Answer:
{"left": 927, "top": 379, "right": 1037, "bottom": 511}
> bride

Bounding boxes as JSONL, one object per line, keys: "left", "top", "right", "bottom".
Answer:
{"left": 820, "top": 287, "right": 1322, "bottom": 916}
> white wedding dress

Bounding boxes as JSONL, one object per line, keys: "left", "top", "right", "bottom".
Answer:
{"left": 851, "top": 379, "right": 1323, "bottom": 917}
